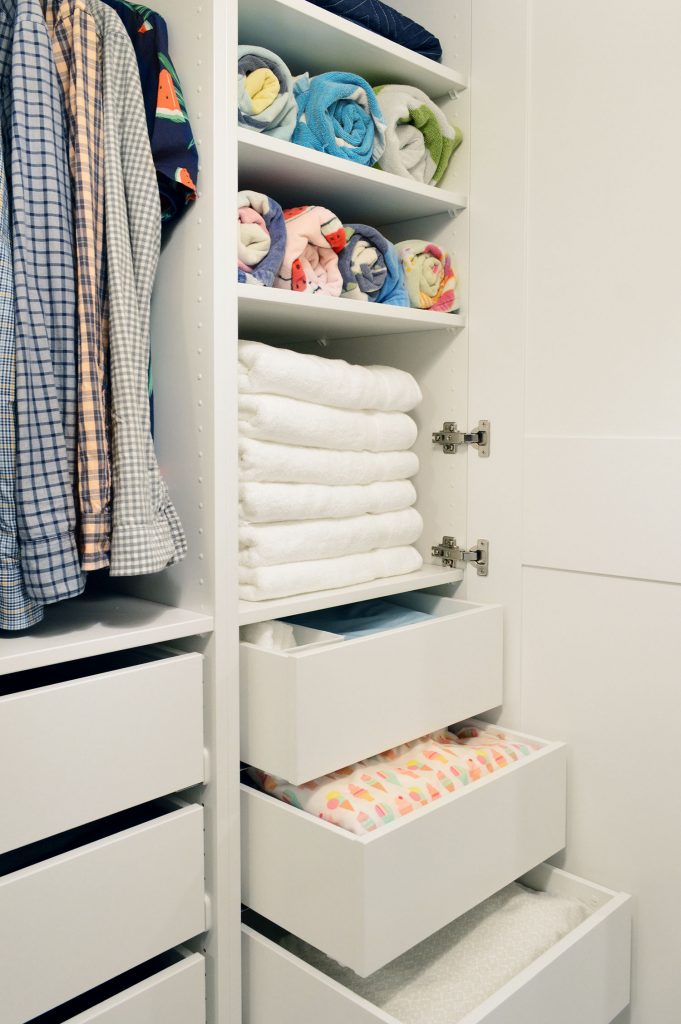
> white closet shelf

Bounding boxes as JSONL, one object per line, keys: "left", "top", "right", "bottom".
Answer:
{"left": 238, "top": 130, "right": 467, "bottom": 224}
{"left": 238, "top": 0, "right": 466, "bottom": 100}
{"left": 238, "top": 284, "right": 464, "bottom": 342}
{"left": 238, "top": 565, "right": 463, "bottom": 625}
{"left": 0, "top": 594, "right": 213, "bottom": 675}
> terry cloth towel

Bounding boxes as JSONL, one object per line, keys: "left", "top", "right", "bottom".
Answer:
{"left": 397, "top": 239, "right": 458, "bottom": 313}
{"left": 286, "top": 598, "right": 433, "bottom": 638}
{"left": 237, "top": 191, "right": 286, "bottom": 287}
{"left": 237, "top": 45, "right": 298, "bottom": 140}
{"left": 339, "top": 224, "right": 408, "bottom": 306}
{"left": 239, "top": 394, "right": 418, "bottom": 451}
{"left": 292, "top": 72, "right": 386, "bottom": 166}
{"left": 239, "top": 339, "right": 421, "bottom": 412}
{"left": 239, "top": 479, "right": 416, "bottom": 524}
{"left": 239, "top": 544, "right": 423, "bottom": 601}
{"left": 249, "top": 724, "right": 540, "bottom": 835}
{"left": 240, "top": 508, "right": 423, "bottom": 567}
{"left": 275, "top": 205, "right": 347, "bottom": 296}
{"left": 375, "top": 84, "right": 462, "bottom": 185}
{"left": 240, "top": 619, "right": 296, "bottom": 650}
{"left": 239, "top": 438, "right": 419, "bottom": 485}
{"left": 303, "top": 0, "right": 442, "bottom": 62}
{"left": 281, "top": 882, "right": 590, "bottom": 1024}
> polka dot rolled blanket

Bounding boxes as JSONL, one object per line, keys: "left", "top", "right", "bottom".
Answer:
{"left": 292, "top": 71, "right": 386, "bottom": 166}
{"left": 396, "top": 239, "right": 458, "bottom": 313}
{"left": 374, "top": 84, "right": 462, "bottom": 185}
{"left": 238, "top": 45, "right": 298, "bottom": 140}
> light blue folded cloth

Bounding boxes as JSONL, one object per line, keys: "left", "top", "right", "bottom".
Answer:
{"left": 238, "top": 45, "right": 298, "bottom": 141}
{"left": 285, "top": 598, "right": 432, "bottom": 639}
{"left": 339, "top": 224, "right": 409, "bottom": 306}
{"left": 292, "top": 72, "right": 386, "bottom": 166}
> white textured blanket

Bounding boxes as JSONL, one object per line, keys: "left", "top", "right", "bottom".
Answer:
{"left": 239, "top": 480, "right": 416, "bottom": 524}
{"left": 239, "top": 438, "right": 419, "bottom": 485}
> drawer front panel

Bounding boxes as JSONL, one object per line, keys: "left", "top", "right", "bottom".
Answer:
{"left": 62, "top": 953, "right": 206, "bottom": 1024}
{"left": 0, "top": 651, "right": 204, "bottom": 853}
{"left": 242, "top": 867, "right": 631, "bottom": 1024}
{"left": 241, "top": 597, "right": 503, "bottom": 784}
{"left": 242, "top": 729, "right": 567, "bottom": 976}
{"left": 0, "top": 805, "right": 206, "bottom": 1024}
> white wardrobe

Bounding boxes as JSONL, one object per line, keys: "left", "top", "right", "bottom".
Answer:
{"left": 3, "top": 0, "right": 677, "bottom": 1021}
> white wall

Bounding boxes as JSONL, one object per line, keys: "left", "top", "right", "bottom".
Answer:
{"left": 519, "top": 2, "right": 681, "bottom": 1021}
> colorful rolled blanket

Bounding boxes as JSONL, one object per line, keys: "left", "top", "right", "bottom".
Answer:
{"left": 375, "top": 84, "right": 462, "bottom": 185}
{"left": 293, "top": 72, "right": 386, "bottom": 166}
{"left": 303, "top": 0, "right": 443, "bottom": 62}
{"left": 396, "top": 239, "right": 458, "bottom": 313}
{"left": 339, "top": 224, "right": 408, "bottom": 306}
{"left": 275, "top": 205, "right": 347, "bottom": 296}
{"left": 237, "top": 191, "right": 286, "bottom": 288}
{"left": 238, "top": 45, "right": 298, "bottom": 140}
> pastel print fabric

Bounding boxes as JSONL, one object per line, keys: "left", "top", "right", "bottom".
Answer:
{"left": 275, "top": 206, "right": 347, "bottom": 297}
{"left": 237, "top": 191, "right": 286, "bottom": 287}
{"left": 249, "top": 725, "right": 540, "bottom": 835}
{"left": 397, "top": 239, "right": 458, "bottom": 312}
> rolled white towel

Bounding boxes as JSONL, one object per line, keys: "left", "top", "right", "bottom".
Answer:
{"left": 240, "top": 620, "right": 296, "bottom": 650}
{"left": 239, "top": 438, "right": 420, "bottom": 485}
{"left": 239, "top": 393, "right": 417, "bottom": 452}
{"left": 239, "top": 339, "right": 422, "bottom": 413}
{"left": 240, "top": 508, "right": 424, "bottom": 568}
{"left": 239, "top": 545, "right": 424, "bottom": 602}
{"left": 240, "top": 479, "right": 416, "bottom": 524}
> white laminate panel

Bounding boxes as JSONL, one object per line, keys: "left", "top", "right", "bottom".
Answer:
{"left": 241, "top": 595, "right": 503, "bottom": 783}
{"left": 0, "top": 652, "right": 204, "bottom": 853}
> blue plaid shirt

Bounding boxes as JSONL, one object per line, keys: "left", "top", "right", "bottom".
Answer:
{"left": 0, "top": 0, "right": 84, "bottom": 604}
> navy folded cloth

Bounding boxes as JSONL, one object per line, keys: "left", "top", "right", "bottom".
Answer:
{"left": 305, "top": 0, "right": 443, "bottom": 62}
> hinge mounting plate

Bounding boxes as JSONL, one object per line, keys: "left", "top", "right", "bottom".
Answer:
{"left": 432, "top": 537, "right": 489, "bottom": 577}
{"left": 433, "top": 419, "right": 490, "bottom": 457}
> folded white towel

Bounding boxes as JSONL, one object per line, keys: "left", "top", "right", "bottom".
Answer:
{"left": 239, "top": 508, "right": 423, "bottom": 568}
{"left": 240, "top": 479, "right": 416, "bottom": 524}
{"left": 239, "top": 545, "right": 424, "bottom": 602}
{"left": 239, "top": 339, "right": 422, "bottom": 413}
{"left": 239, "top": 438, "right": 420, "bottom": 485}
{"left": 239, "top": 393, "right": 417, "bottom": 452}
{"left": 240, "top": 620, "right": 296, "bottom": 650}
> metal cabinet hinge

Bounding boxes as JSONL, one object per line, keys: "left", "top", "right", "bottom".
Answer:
{"left": 433, "top": 419, "right": 490, "bottom": 457}
{"left": 432, "top": 537, "right": 489, "bottom": 577}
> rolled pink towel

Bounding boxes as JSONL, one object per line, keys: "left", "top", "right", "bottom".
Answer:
{"left": 275, "top": 205, "right": 347, "bottom": 297}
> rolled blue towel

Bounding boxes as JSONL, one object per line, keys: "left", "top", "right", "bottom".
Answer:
{"left": 293, "top": 72, "right": 386, "bottom": 166}
{"left": 238, "top": 45, "right": 298, "bottom": 141}
{"left": 339, "top": 224, "right": 409, "bottom": 306}
{"left": 303, "top": 0, "right": 443, "bottom": 62}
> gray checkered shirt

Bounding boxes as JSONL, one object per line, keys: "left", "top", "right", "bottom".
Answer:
{"left": 88, "top": 0, "right": 186, "bottom": 575}
{"left": 0, "top": 0, "right": 85, "bottom": 603}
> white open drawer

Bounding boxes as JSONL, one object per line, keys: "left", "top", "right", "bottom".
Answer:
{"left": 0, "top": 801, "right": 206, "bottom": 1024}
{"left": 0, "top": 647, "right": 204, "bottom": 853}
{"left": 241, "top": 724, "right": 566, "bottom": 975}
{"left": 241, "top": 593, "right": 503, "bottom": 783}
{"left": 242, "top": 864, "right": 631, "bottom": 1024}
{"left": 34, "top": 949, "right": 206, "bottom": 1024}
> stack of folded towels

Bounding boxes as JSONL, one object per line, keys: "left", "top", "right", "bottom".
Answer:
{"left": 239, "top": 339, "right": 425, "bottom": 602}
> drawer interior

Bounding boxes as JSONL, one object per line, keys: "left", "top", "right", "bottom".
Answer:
{"left": 0, "top": 646, "right": 182, "bottom": 698}
{"left": 26, "top": 949, "right": 191, "bottom": 1024}
{"left": 0, "top": 799, "right": 180, "bottom": 875}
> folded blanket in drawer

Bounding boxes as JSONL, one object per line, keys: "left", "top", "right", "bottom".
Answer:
{"left": 240, "top": 508, "right": 423, "bottom": 567}
{"left": 375, "top": 84, "right": 462, "bottom": 186}
{"left": 302, "top": 0, "right": 443, "bottom": 63}
{"left": 239, "top": 340, "right": 421, "bottom": 412}
{"left": 281, "top": 882, "right": 590, "bottom": 1022}
{"left": 339, "top": 224, "right": 409, "bottom": 307}
{"left": 237, "top": 191, "right": 286, "bottom": 288}
{"left": 239, "top": 394, "right": 418, "bottom": 451}
{"left": 239, "top": 480, "right": 416, "bottom": 524}
{"left": 239, "top": 439, "right": 420, "bottom": 485}
{"left": 275, "top": 206, "right": 346, "bottom": 297}
{"left": 285, "top": 597, "right": 432, "bottom": 637}
{"left": 396, "top": 239, "right": 458, "bottom": 313}
{"left": 239, "top": 544, "right": 423, "bottom": 601}
{"left": 292, "top": 72, "right": 386, "bottom": 166}
{"left": 238, "top": 45, "right": 298, "bottom": 141}
{"left": 248, "top": 725, "right": 540, "bottom": 834}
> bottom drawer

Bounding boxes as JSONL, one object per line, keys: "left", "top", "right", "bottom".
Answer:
{"left": 31, "top": 949, "right": 205, "bottom": 1024}
{"left": 242, "top": 864, "right": 631, "bottom": 1024}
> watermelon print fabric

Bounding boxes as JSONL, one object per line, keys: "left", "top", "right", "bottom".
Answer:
{"left": 102, "top": 0, "right": 199, "bottom": 225}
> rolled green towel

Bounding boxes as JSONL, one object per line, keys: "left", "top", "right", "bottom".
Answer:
{"left": 374, "top": 84, "right": 462, "bottom": 186}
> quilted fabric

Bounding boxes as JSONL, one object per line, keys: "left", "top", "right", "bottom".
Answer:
{"left": 304, "top": 0, "right": 443, "bottom": 62}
